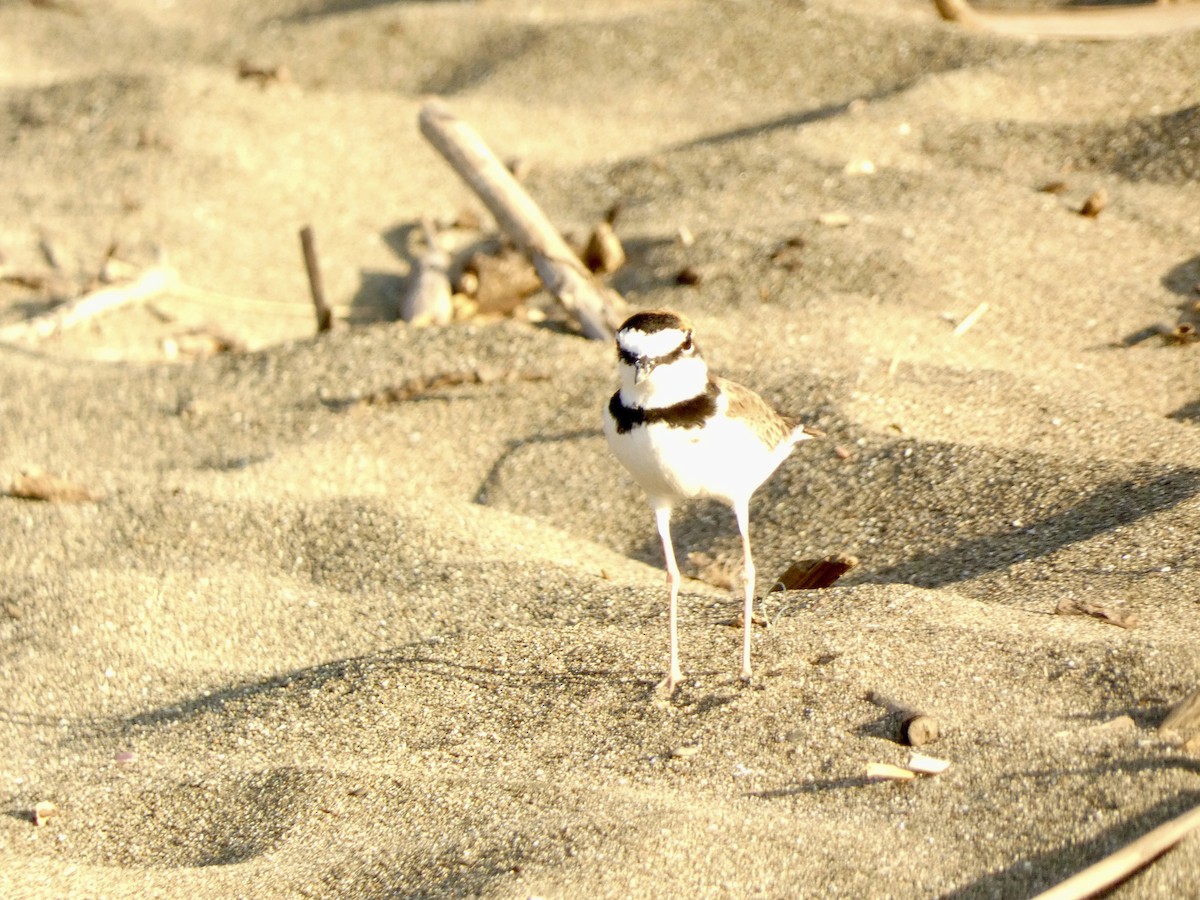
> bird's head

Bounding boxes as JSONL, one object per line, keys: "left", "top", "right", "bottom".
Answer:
{"left": 614, "top": 309, "right": 708, "bottom": 407}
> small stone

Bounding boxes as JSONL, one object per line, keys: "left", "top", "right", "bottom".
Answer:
{"left": 33, "top": 801, "right": 57, "bottom": 827}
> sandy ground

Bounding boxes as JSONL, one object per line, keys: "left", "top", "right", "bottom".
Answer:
{"left": 2, "top": 0, "right": 1200, "bottom": 897}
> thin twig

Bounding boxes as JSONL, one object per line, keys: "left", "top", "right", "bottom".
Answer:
{"left": 953, "top": 301, "right": 989, "bottom": 337}
{"left": 299, "top": 225, "right": 333, "bottom": 334}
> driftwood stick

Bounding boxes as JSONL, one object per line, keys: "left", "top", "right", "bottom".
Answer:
{"left": 865, "top": 690, "right": 941, "bottom": 747}
{"left": 0, "top": 263, "right": 177, "bottom": 343}
{"left": 299, "top": 225, "right": 333, "bottom": 333}
{"left": 418, "top": 99, "right": 626, "bottom": 340}
{"left": 933, "top": 0, "right": 1200, "bottom": 41}
{"left": 400, "top": 218, "right": 453, "bottom": 326}
{"left": 1031, "top": 802, "right": 1200, "bottom": 900}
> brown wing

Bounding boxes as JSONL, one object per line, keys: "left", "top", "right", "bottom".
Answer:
{"left": 715, "top": 376, "right": 796, "bottom": 449}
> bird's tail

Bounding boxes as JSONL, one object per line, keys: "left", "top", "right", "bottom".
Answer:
{"left": 792, "top": 424, "right": 824, "bottom": 443}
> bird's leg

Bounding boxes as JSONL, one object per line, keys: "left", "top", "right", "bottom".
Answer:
{"left": 654, "top": 504, "right": 683, "bottom": 694}
{"left": 734, "top": 500, "right": 754, "bottom": 682}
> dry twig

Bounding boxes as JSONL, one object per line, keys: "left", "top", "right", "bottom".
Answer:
{"left": 237, "top": 60, "right": 290, "bottom": 85}
{"left": 0, "top": 263, "right": 177, "bottom": 343}
{"left": 1031, "top": 802, "right": 1200, "bottom": 900}
{"left": 953, "top": 301, "right": 989, "bottom": 337}
{"left": 418, "top": 99, "right": 626, "bottom": 339}
{"left": 299, "top": 225, "right": 334, "bottom": 334}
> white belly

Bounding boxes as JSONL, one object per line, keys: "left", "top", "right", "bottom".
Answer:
{"left": 604, "top": 410, "right": 794, "bottom": 508}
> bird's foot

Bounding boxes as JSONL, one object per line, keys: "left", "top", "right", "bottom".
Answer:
{"left": 655, "top": 669, "right": 683, "bottom": 697}
{"left": 729, "top": 612, "right": 770, "bottom": 629}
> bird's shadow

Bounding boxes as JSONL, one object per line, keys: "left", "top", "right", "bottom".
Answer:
{"left": 346, "top": 221, "right": 422, "bottom": 325}
{"left": 754, "top": 431, "right": 1200, "bottom": 593}
{"left": 1168, "top": 400, "right": 1200, "bottom": 423}
{"left": 1161, "top": 253, "right": 1200, "bottom": 299}
{"left": 867, "top": 467, "right": 1200, "bottom": 590}
{"left": 473, "top": 428, "right": 603, "bottom": 506}
{"left": 282, "top": 0, "right": 456, "bottom": 22}
{"left": 347, "top": 220, "right": 508, "bottom": 325}
{"left": 123, "top": 652, "right": 631, "bottom": 732}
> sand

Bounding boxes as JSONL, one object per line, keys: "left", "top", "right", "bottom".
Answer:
{"left": 2, "top": 0, "right": 1200, "bottom": 896}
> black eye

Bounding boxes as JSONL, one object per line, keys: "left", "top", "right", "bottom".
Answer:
{"left": 618, "top": 346, "right": 638, "bottom": 366}
{"left": 681, "top": 333, "right": 693, "bottom": 352}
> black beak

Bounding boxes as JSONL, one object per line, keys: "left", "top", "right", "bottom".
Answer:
{"left": 633, "top": 358, "right": 656, "bottom": 383}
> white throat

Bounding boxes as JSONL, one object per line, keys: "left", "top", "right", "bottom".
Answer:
{"left": 620, "top": 356, "right": 709, "bottom": 409}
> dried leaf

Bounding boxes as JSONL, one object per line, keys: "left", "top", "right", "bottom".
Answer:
{"left": 466, "top": 249, "right": 541, "bottom": 315}
{"left": 773, "top": 555, "right": 857, "bottom": 591}
{"left": 1080, "top": 187, "right": 1108, "bottom": 218}
{"left": 1055, "top": 597, "right": 1137, "bottom": 628}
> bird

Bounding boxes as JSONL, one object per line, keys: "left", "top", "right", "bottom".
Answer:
{"left": 602, "top": 308, "right": 819, "bottom": 694}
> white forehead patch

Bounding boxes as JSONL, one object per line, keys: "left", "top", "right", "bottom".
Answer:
{"left": 618, "top": 327, "right": 688, "bottom": 360}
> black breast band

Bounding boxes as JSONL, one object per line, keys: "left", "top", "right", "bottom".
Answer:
{"left": 608, "top": 381, "right": 719, "bottom": 435}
